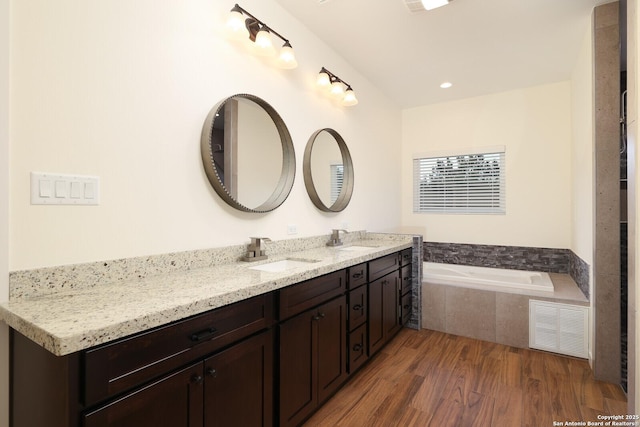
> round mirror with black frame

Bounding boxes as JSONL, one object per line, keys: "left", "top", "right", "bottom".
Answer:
{"left": 200, "top": 94, "right": 295, "bottom": 213}
{"left": 303, "top": 128, "right": 354, "bottom": 212}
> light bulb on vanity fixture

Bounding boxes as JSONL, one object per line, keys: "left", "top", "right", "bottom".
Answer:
{"left": 225, "top": 4, "right": 298, "bottom": 69}
{"left": 316, "top": 67, "right": 358, "bottom": 107}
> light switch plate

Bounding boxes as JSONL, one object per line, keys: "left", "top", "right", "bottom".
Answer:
{"left": 31, "top": 172, "right": 100, "bottom": 205}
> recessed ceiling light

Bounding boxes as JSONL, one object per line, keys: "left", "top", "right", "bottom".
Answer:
{"left": 440, "top": 82, "right": 453, "bottom": 89}
{"left": 421, "top": 0, "right": 451, "bottom": 11}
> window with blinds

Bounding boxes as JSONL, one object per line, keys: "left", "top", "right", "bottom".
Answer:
{"left": 330, "top": 164, "right": 344, "bottom": 204}
{"left": 413, "top": 150, "right": 505, "bottom": 214}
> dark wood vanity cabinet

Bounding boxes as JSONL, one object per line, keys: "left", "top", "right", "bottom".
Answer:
{"left": 10, "top": 248, "right": 414, "bottom": 427}
{"left": 368, "top": 249, "right": 413, "bottom": 356}
{"left": 12, "top": 293, "right": 275, "bottom": 427}
{"left": 83, "top": 329, "right": 274, "bottom": 427}
{"left": 278, "top": 271, "right": 348, "bottom": 427}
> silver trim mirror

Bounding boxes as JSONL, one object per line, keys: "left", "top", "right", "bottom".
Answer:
{"left": 303, "top": 128, "right": 354, "bottom": 212}
{"left": 200, "top": 94, "right": 295, "bottom": 213}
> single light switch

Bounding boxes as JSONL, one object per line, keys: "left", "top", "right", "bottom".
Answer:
{"left": 39, "top": 179, "right": 52, "bottom": 198}
{"left": 70, "top": 181, "right": 82, "bottom": 199}
{"left": 55, "top": 180, "right": 67, "bottom": 198}
{"left": 84, "top": 182, "right": 95, "bottom": 199}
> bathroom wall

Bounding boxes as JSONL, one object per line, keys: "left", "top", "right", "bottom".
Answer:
{"left": 571, "top": 19, "right": 596, "bottom": 371}
{"left": 7, "top": 0, "right": 402, "bottom": 271}
{"left": 0, "top": 0, "right": 8, "bottom": 424}
{"left": 571, "top": 26, "right": 595, "bottom": 290}
{"left": 401, "top": 81, "right": 572, "bottom": 250}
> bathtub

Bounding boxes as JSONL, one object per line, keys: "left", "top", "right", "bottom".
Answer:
{"left": 423, "top": 262, "right": 554, "bottom": 295}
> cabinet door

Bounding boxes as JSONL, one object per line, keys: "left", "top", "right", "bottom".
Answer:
{"left": 316, "top": 295, "right": 348, "bottom": 404}
{"left": 203, "top": 330, "right": 273, "bottom": 427}
{"left": 383, "top": 275, "right": 401, "bottom": 338}
{"left": 279, "top": 309, "right": 315, "bottom": 427}
{"left": 279, "top": 296, "right": 347, "bottom": 427}
{"left": 369, "top": 272, "right": 401, "bottom": 356}
{"left": 83, "top": 362, "right": 204, "bottom": 427}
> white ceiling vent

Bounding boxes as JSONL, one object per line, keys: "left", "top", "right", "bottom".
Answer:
{"left": 403, "top": 0, "right": 426, "bottom": 13}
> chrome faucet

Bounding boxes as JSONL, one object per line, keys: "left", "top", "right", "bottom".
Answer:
{"left": 327, "top": 229, "right": 348, "bottom": 247}
{"left": 242, "top": 237, "right": 271, "bottom": 262}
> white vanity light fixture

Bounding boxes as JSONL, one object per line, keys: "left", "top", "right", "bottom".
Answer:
{"left": 225, "top": 4, "right": 298, "bottom": 69}
{"left": 316, "top": 67, "right": 359, "bottom": 106}
{"left": 421, "top": 0, "right": 451, "bottom": 10}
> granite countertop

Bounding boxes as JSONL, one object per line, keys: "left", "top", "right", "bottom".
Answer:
{"left": 0, "top": 235, "right": 413, "bottom": 356}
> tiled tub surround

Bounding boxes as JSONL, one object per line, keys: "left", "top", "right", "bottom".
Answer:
{"left": 423, "top": 242, "right": 590, "bottom": 300}
{"left": 422, "top": 272, "right": 588, "bottom": 349}
{"left": 0, "top": 231, "right": 421, "bottom": 356}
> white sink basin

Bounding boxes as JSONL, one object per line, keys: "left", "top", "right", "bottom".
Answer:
{"left": 248, "top": 258, "right": 319, "bottom": 273}
{"left": 338, "top": 245, "right": 379, "bottom": 251}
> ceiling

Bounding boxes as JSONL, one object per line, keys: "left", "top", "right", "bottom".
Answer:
{"left": 275, "top": 0, "right": 613, "bottom": 108}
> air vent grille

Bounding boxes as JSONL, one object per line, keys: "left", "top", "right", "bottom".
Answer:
{"left": 403, "top": 0, "right": 425, "bottom": 13}
{"left": 529, "top": 300, "right": 589, "bottom": 359}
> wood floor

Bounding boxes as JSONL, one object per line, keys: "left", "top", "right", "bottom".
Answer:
{"left": 303, "top": 328, "right": 628, "bottom": 427}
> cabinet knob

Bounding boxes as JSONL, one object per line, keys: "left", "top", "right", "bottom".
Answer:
{"left": 319, "top": 312, "right": 325, "bottom": 318}
{"left": 313, "top": 315, "right": 320, "bottom": 321}
{"left": 352, "top": 304, "right": 362, "bottom": 311}
{"left": 353, "top": 344, "right": 363, "bottom": 352}
{"left": 207, "top": 368, "right": 217, "bottom": 378}
{"left": 191, "top": 374, "right": 203, "bottom": 384}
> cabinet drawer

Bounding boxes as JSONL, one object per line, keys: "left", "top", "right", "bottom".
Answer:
{"left": 401, "top": 291, "right": 413, "bottom": 325}
{"left": 400, "top": 264, "right": 413, "bottom": 295}
{"left": 84, "top": 293, "right": 274, "bottom": 406}
{"left": 348, "top": 323, "right": 368, "bottom": 373}
{"left": 347, "top": 263, "right": 367, "bottom": 289}
{"left": 279, "top": 270, "right": 347, "bottom": 320}
{"left": 400, "top": 248, "right": 412, "bottom": 267}
{"left": 369, "top": 253, "right": 400, "bottom": 282}
{"left": 348, "top": 285, "right": 367, "bottom": 331}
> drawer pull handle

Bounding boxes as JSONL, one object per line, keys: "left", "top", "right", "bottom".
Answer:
{"left": 352, "top": 272, "right": 363, "bottom": 279}
{"left": 190, "top": 327, "right": 217, "bottom": 342}
{"left": 404, "top": 277, "right": 411, "bottom": 282}
{"left": 352, "top": 344, "right": 363, "bottom": 352}
{"left": 404, "top": 304, "right": 411, "bottom": 310}
{"left": 352, "top": 304, "right": 363, "bottom": 311}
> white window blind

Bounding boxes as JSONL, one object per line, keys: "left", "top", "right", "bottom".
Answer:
{"left": 330, "top": 164, "right": 344, "bottom": 204}
{"left": 413, "top": 151, "right": 505, "bottom": 214}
